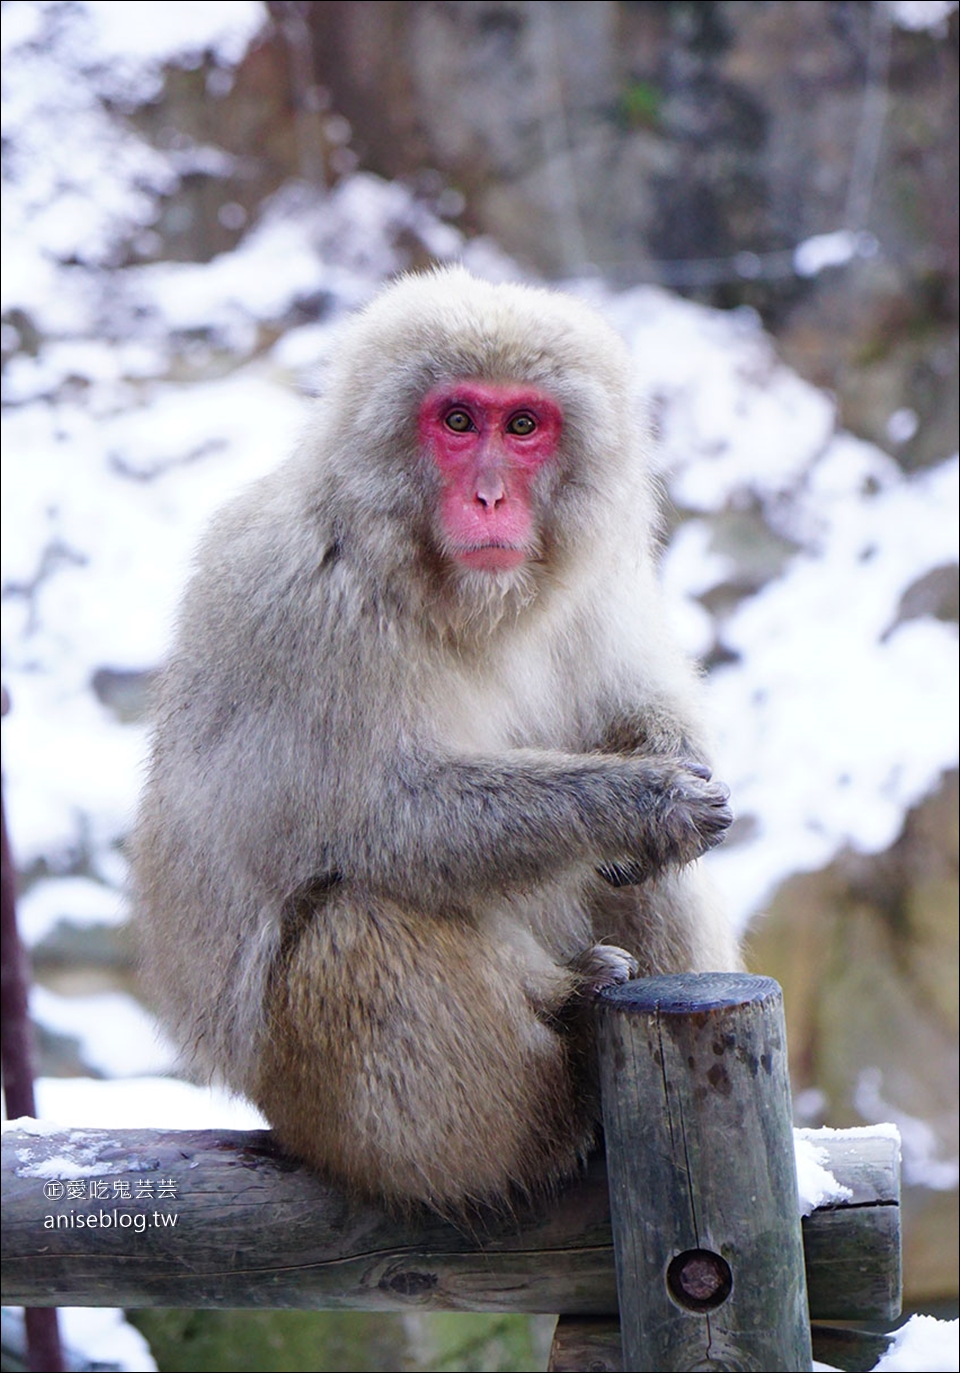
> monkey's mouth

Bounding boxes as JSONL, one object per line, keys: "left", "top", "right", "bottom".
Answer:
{"left": 454, "top": 544, "right": 528, "bottom": 573}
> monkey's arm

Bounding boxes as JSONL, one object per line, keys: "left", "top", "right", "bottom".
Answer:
{"left": 593, "top": 691, "right": 711, "bottom": 761}
{"left": 330, "top": 747, "right": 730, "bottom": 907}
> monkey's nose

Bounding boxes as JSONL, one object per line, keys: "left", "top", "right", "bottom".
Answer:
{"left": 474, "top": 474, "right": 506, "bottom": 509}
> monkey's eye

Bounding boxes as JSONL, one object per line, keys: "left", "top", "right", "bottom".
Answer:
{"left": 444, "top": 409, "right": 474, "bottom": 433}
{"left": 507, "top": 413, "right": 537, "bottom": 436}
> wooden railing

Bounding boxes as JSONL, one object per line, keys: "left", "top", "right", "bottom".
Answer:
{"left": 1, "top": 975, "right": 901, "bottom": 1372}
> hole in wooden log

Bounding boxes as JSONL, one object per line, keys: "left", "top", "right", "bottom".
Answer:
{"left": 666, "top": 1248, "right": 733, "bottom": 1312}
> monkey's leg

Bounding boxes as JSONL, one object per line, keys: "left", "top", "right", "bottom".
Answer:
{"left": 567, "top": 942, "right": 639, "bottom": 997}
{"left": 591, "top": 865, "right": 743, "bottom": 975}
{"left": 256, "top": 895, "right": 595, "bottom": 1212}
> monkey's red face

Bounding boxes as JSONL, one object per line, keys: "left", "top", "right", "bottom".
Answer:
{"left": 418, "top": 381, "right": 563, "bottom": 572}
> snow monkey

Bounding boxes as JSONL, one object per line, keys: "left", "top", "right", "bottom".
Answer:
{"left": 134, "top": 267, "right": 739, "bottom": 1212}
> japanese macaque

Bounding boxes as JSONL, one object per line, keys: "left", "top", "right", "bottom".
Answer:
{"left": 134, "top": 267, "right": 739, "bottom": 1213}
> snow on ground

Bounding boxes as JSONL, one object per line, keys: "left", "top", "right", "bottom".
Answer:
{"left": 871, "top": 1315, "right": 960, "bottom": 1373}
{"left": 856, "top": 1068, "right": 960, "bottom": 1192}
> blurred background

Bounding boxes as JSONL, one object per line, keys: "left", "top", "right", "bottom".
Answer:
{"left": 1, "top": 2, "right": 957, "bottom": 1369}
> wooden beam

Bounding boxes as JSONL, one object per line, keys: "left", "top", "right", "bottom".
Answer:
{"left": 2, "top": 1124, "right": 899, "bottom": 1319}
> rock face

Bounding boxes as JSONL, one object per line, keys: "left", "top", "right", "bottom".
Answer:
{"left": 748, "top": 769, "right": 959, "bottom": 1304}
{"left": 288, "top": 1, "right": 957, "bottom": 467}
{"left": 122, "top": 2, "right": 957, "bottom": 466}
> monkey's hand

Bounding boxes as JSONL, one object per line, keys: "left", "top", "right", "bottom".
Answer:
{"left": 657, "top": 759, "right": 732, "bottom": 858}
{"left": 598, "top": 759, "right": 732, "bottom": 885}
{"left": 569, "top": 943, "right": 640, "bottom": 999}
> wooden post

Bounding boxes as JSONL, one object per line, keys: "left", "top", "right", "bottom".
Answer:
{"left": 597, "top": 973, "right": 812, "bottom": 1373}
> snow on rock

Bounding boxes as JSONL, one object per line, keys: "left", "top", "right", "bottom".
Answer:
{"left": 58, "top": 1308, "right": 158, "bottom": 1373}
{"left": 888, "top": 1, "right": 959, "bottom": 34}
{"left": 2, "top": 365, "right": 304, "bottom": 864}
{"left": 31, "top": 1075, "right": 267, "bottom": 1131}
{"left": 706, "top": 453, "right": 958, "bottom": 920}
{"left": 29, "top": 986, "right": 177, "bottom": 1078}
{"left": 793, "top": 228, "right": 878, "bottom": 278}
{"left": 18, "top": 874, "right": 126, "bottom": 945}
{"left": 595, "top": 281, "right": 958, "bottom": 924}
{"left": 80, "top": 0, "right": 266, "bottom": 71}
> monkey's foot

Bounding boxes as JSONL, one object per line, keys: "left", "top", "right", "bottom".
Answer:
{"left": 571, "top": 943, "right": 639, "bottom": 999}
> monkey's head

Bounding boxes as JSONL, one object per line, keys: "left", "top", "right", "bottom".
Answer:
{"left": 416, "top": 376, "right": 563, "bottom": 574}
{"left": 313, "top": 267, "right": 652, "bottom": 622}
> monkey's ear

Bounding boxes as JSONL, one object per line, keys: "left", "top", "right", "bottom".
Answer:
{"left": 596, "top": 860, "right": 645, "bottom": 888}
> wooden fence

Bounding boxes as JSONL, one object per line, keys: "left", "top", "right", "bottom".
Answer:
{"left": 1, "top": 974, "right": 901, "bottom": 1372}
